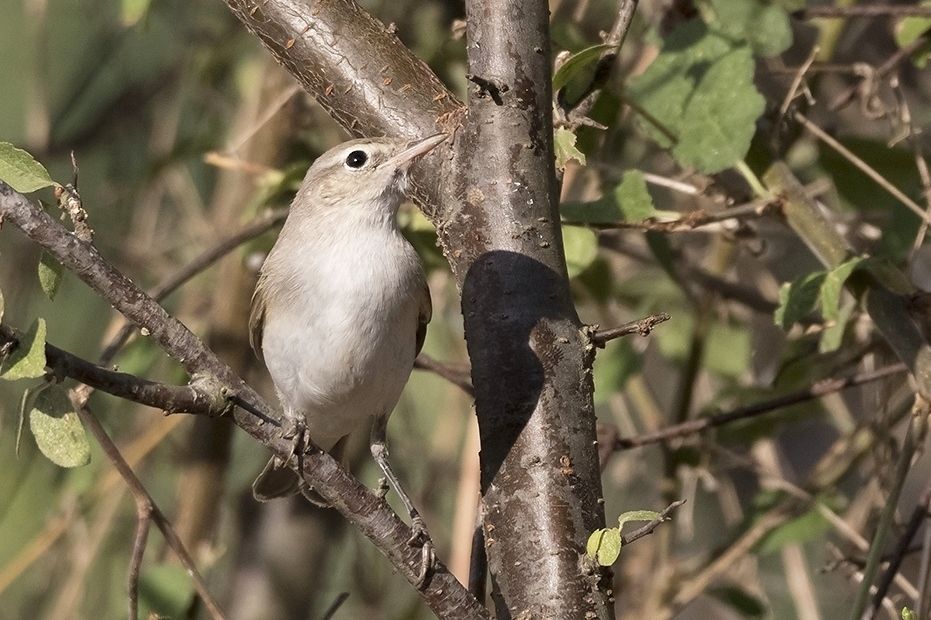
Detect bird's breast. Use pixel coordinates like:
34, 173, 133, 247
260, 228, 423, 424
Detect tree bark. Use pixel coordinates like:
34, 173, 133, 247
449, 1, 609, 616
219, 0, 611, 616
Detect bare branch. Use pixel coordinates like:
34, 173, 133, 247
0, 323, 224, 416
414, 354, 473, 395
829, 29, 931, 111
794, 112, 931, 225
591, 312, 670, 346
621, 499, 686, 546
794, 5, 931, 18
72, 393, 226, 619
100, 206, 287, 362
615, 363, 907, 450
0, 182, 488, 618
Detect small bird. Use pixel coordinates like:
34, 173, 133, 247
249, 133, 446, 582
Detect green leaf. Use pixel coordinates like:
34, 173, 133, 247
614, 171, 657, 222
29, 385, 90, 468
902, 607, 917, 620
895, 4, 931, 68
38, 252, 63, 301
1, 318, 47, 381
674, 46, 765, 173
626, 21, 766, 173
774, 272, 826, 329
0, 142, 56, 193
140, 564, 196, 619
626, 21, 734, 149
819, 256, 865, 322
553, 43, 616, 104
562, 226, 598, 278
819, 302, 854, 354
708, 585, 767, 618
553, 43, 615, 92
708, 0, 793, 57
561, 170, 657, 224
586, 527, 622, 566
554, 127, 586, 171
617, 510, 662, 529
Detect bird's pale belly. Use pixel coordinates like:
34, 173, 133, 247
261, 296, 418, 450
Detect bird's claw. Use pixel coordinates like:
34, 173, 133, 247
408, 515, 435, 589
281, 418, 309, 469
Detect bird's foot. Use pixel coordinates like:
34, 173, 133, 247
281, 417, 309, 469
408, 514, 435, 589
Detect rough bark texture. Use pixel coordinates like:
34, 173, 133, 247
450, 0, 609, 617
219, 0, 611, 616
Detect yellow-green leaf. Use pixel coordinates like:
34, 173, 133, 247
29, 385, 91, 468
1, 318, 47, 381
554, 127, 586, 171
0, 142, 56, 193
614, 171, 656, 222
586, 527, 622, 566
617, 509, 662, 529
38, 252, 63, 300
895, 3, 931, 68
774, 272, 826, 329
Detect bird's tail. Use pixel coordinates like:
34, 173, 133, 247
251, 456, 332, 507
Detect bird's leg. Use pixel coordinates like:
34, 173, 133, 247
281, 409, 309, 472
370, 417, 435, 588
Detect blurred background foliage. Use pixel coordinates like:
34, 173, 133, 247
1, 0, 931, 618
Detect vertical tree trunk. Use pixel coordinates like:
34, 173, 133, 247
440, 0, 612, 616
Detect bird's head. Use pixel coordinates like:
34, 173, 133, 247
295, 133, 447, 219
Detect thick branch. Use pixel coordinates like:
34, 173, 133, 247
220, 0, 464, 219
0, 183, 487, 619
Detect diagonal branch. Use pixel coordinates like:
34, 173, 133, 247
0, 182, 488, 619
220, 0, 464, 219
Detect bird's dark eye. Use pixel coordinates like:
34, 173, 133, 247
345, 150, 368, 169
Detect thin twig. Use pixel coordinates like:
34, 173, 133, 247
871, 479, 931, 618
829, 30, 931, 111
414, 354, 473, 395
919, 525, 931, 617
794, 111, 931, 225
779, 44, 819, 118
561, 0, 639, 122
320, 592, 350, 620
72, 393, 227, 620
127, 500, 151, 620
851, 397, 929, 620
620, 499, 686, 545
794, 5, 931, 18
591, 312, 670, 346
0, 323, 224, 415
100, 207, 288, 363
615, 363, 907, 450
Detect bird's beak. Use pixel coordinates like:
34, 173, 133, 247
383, 133, 448, 171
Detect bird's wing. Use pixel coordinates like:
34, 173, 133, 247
415, 277, 432, 356
248, 278, 267, 361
